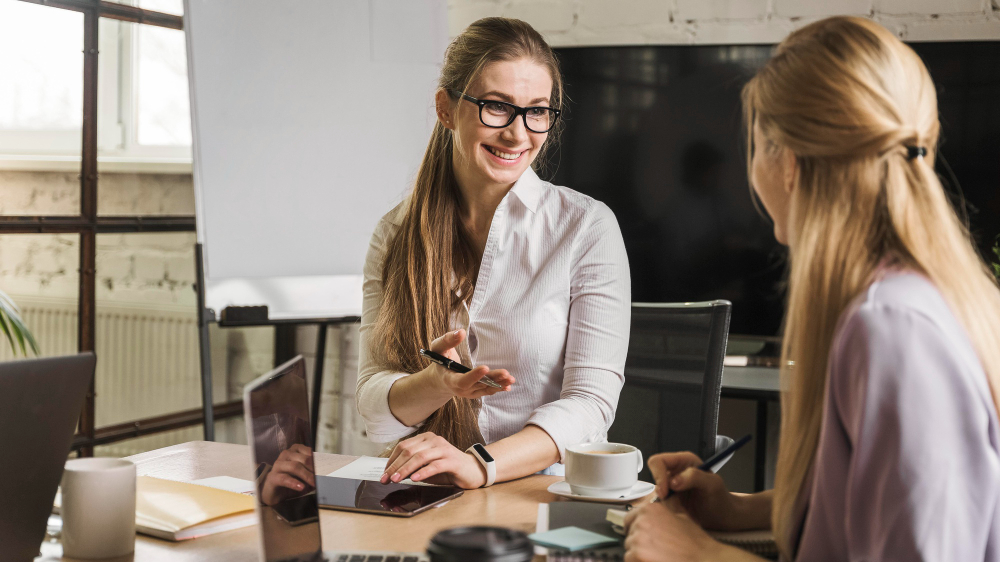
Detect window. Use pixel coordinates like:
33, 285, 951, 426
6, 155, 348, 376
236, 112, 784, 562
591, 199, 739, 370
0, 0, 192, 170
0, 0, 209, 459
0, 2, 83, 154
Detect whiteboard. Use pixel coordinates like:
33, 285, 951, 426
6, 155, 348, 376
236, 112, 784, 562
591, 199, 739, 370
184, 0, 447, 318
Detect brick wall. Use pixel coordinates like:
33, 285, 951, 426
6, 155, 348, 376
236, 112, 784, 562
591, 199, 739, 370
449, 0, 1000, 44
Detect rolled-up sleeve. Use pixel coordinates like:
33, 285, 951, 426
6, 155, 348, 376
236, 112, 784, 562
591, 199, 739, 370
355, 215, 419, 443
527, 202, 631, 460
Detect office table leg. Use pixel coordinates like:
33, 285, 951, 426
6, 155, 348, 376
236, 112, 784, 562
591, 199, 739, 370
311, 323, 328, 448
755, 399, 768, 492
195, 244, 215, 442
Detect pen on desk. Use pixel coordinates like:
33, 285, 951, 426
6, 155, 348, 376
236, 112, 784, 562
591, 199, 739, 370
419, 348, 504, 389
658, 433, 753, 501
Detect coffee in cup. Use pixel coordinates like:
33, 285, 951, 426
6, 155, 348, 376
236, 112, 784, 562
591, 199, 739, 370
564, 443, 643, 498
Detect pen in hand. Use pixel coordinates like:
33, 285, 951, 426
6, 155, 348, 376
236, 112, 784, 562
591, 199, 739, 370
658, 434, 753, 501
419, 348, 503, 389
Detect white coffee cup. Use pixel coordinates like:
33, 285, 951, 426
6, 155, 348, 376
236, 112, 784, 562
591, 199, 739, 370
61, 458, 136, 559
564, 442, 643, 499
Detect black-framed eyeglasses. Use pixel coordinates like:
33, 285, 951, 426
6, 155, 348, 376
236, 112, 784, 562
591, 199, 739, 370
449, 89, 561, 133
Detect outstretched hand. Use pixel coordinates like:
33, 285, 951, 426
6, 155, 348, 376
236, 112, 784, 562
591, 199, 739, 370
427, 330, 515, 399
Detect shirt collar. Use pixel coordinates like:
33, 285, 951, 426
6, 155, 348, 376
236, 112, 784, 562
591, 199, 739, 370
508, 166, 542, 214
391, 166, 543, 226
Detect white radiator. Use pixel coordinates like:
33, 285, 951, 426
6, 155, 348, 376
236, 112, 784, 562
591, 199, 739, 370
0, 296, 204, 456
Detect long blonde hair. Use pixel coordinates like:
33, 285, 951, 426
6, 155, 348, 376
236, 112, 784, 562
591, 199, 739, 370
370, 18, 564, 451
742, 16, 1000, 556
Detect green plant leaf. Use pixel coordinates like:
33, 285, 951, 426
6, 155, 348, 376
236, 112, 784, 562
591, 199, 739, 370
7, 310, 38, 355
0, 289, 39, 356
0, 290, 18, 312
6, 310, 26, 356
0, 309, 16, 354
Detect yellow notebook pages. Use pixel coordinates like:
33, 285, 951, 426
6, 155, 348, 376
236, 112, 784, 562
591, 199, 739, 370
135, 476, 256, 541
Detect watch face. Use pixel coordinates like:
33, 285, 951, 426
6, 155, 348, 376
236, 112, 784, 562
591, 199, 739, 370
473, 443, 494, 463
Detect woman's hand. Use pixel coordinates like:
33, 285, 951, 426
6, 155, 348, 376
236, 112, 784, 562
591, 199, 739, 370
647, 451, 745, 531
380, 432, 487, 489
624, 498, 724, 562
386, 329, 515, 428
260, 444, 316, 506
425, 330, 515, 399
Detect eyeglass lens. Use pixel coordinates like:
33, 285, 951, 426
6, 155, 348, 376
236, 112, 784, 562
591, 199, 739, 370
480, 101, 556, 133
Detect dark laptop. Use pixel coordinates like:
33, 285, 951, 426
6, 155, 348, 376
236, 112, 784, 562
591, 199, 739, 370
0, 353, 96, 562
243, 355, 430, 562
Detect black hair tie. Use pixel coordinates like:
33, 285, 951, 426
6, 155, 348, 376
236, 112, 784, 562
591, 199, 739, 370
905, 146, 927, 160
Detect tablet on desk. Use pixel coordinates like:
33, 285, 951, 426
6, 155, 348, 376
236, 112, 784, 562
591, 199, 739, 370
315, 476, 463, 517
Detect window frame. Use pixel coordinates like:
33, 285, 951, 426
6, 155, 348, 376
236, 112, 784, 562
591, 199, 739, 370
0, 0, 236, 457
0, 5, 192, 170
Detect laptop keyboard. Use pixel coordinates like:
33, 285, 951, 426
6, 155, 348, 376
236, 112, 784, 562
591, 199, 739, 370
330, 554, 419, 562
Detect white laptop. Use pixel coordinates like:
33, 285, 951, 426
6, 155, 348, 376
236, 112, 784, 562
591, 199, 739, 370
244, 355, 429, 562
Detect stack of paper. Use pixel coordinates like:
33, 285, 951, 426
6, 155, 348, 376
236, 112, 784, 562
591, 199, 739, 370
135, 476, 257, 541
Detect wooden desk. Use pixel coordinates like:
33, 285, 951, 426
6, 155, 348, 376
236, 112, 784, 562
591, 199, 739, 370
52, 441, 595, 561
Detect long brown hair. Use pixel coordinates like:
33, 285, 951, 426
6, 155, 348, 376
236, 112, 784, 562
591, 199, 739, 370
742, 16, 1000, 556
369, 18, 564, 451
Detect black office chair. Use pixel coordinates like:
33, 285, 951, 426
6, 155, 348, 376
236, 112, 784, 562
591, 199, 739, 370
609, 300, 733, 483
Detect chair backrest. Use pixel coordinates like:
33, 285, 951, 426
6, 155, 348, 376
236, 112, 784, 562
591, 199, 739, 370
608, 300, 731, 481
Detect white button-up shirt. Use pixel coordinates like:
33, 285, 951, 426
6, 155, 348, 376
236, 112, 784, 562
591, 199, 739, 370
356, 167, 631, 461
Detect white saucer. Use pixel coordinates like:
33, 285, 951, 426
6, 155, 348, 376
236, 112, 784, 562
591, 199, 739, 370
546, 480, 655, 503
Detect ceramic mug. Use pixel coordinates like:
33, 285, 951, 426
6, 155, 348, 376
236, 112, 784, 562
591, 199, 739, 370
564, 443, 643, 499
61, 458, 136, 559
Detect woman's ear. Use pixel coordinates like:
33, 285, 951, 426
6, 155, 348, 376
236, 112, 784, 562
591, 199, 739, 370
435, 89, 455, 130
781, 147, 799, 195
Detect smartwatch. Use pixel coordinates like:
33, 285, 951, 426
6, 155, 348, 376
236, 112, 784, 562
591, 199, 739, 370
466, 443, 496, 487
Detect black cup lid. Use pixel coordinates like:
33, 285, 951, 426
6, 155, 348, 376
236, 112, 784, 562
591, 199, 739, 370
427, 526, 534, 562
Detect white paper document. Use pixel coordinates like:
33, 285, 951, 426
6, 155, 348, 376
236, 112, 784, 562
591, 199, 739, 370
190, 476, 256, 495
327, 456, 434, 486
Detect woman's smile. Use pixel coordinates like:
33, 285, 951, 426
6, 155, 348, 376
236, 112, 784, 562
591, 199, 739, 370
482, 144, 527, 164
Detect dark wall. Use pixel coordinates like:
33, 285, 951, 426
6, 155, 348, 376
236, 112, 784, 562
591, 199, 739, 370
547, 43, 1000, 337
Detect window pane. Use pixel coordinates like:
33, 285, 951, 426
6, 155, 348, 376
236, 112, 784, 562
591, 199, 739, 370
0, 1, 83, 130
94, 419, 240, 458
0, 1, 83, 154
103, 0, 183, 16
136, 24, 191, 146
94, 232, 200, 429
1, 170, 80, 215
0, 234, 80, 361
138, 0, 183, 16
97, 171, 195, 216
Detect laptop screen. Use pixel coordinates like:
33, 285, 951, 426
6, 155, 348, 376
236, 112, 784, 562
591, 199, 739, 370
245, 356, 323, 562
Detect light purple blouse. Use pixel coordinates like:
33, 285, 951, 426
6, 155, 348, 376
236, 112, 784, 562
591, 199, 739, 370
792, 271, 1000, 561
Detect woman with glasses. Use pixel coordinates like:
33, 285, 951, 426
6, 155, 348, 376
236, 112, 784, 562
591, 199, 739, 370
355, 17, 631, 489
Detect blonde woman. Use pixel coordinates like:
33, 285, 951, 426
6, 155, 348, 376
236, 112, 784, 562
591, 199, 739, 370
624, 16, 1000, 562
355, 18, 631, 489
